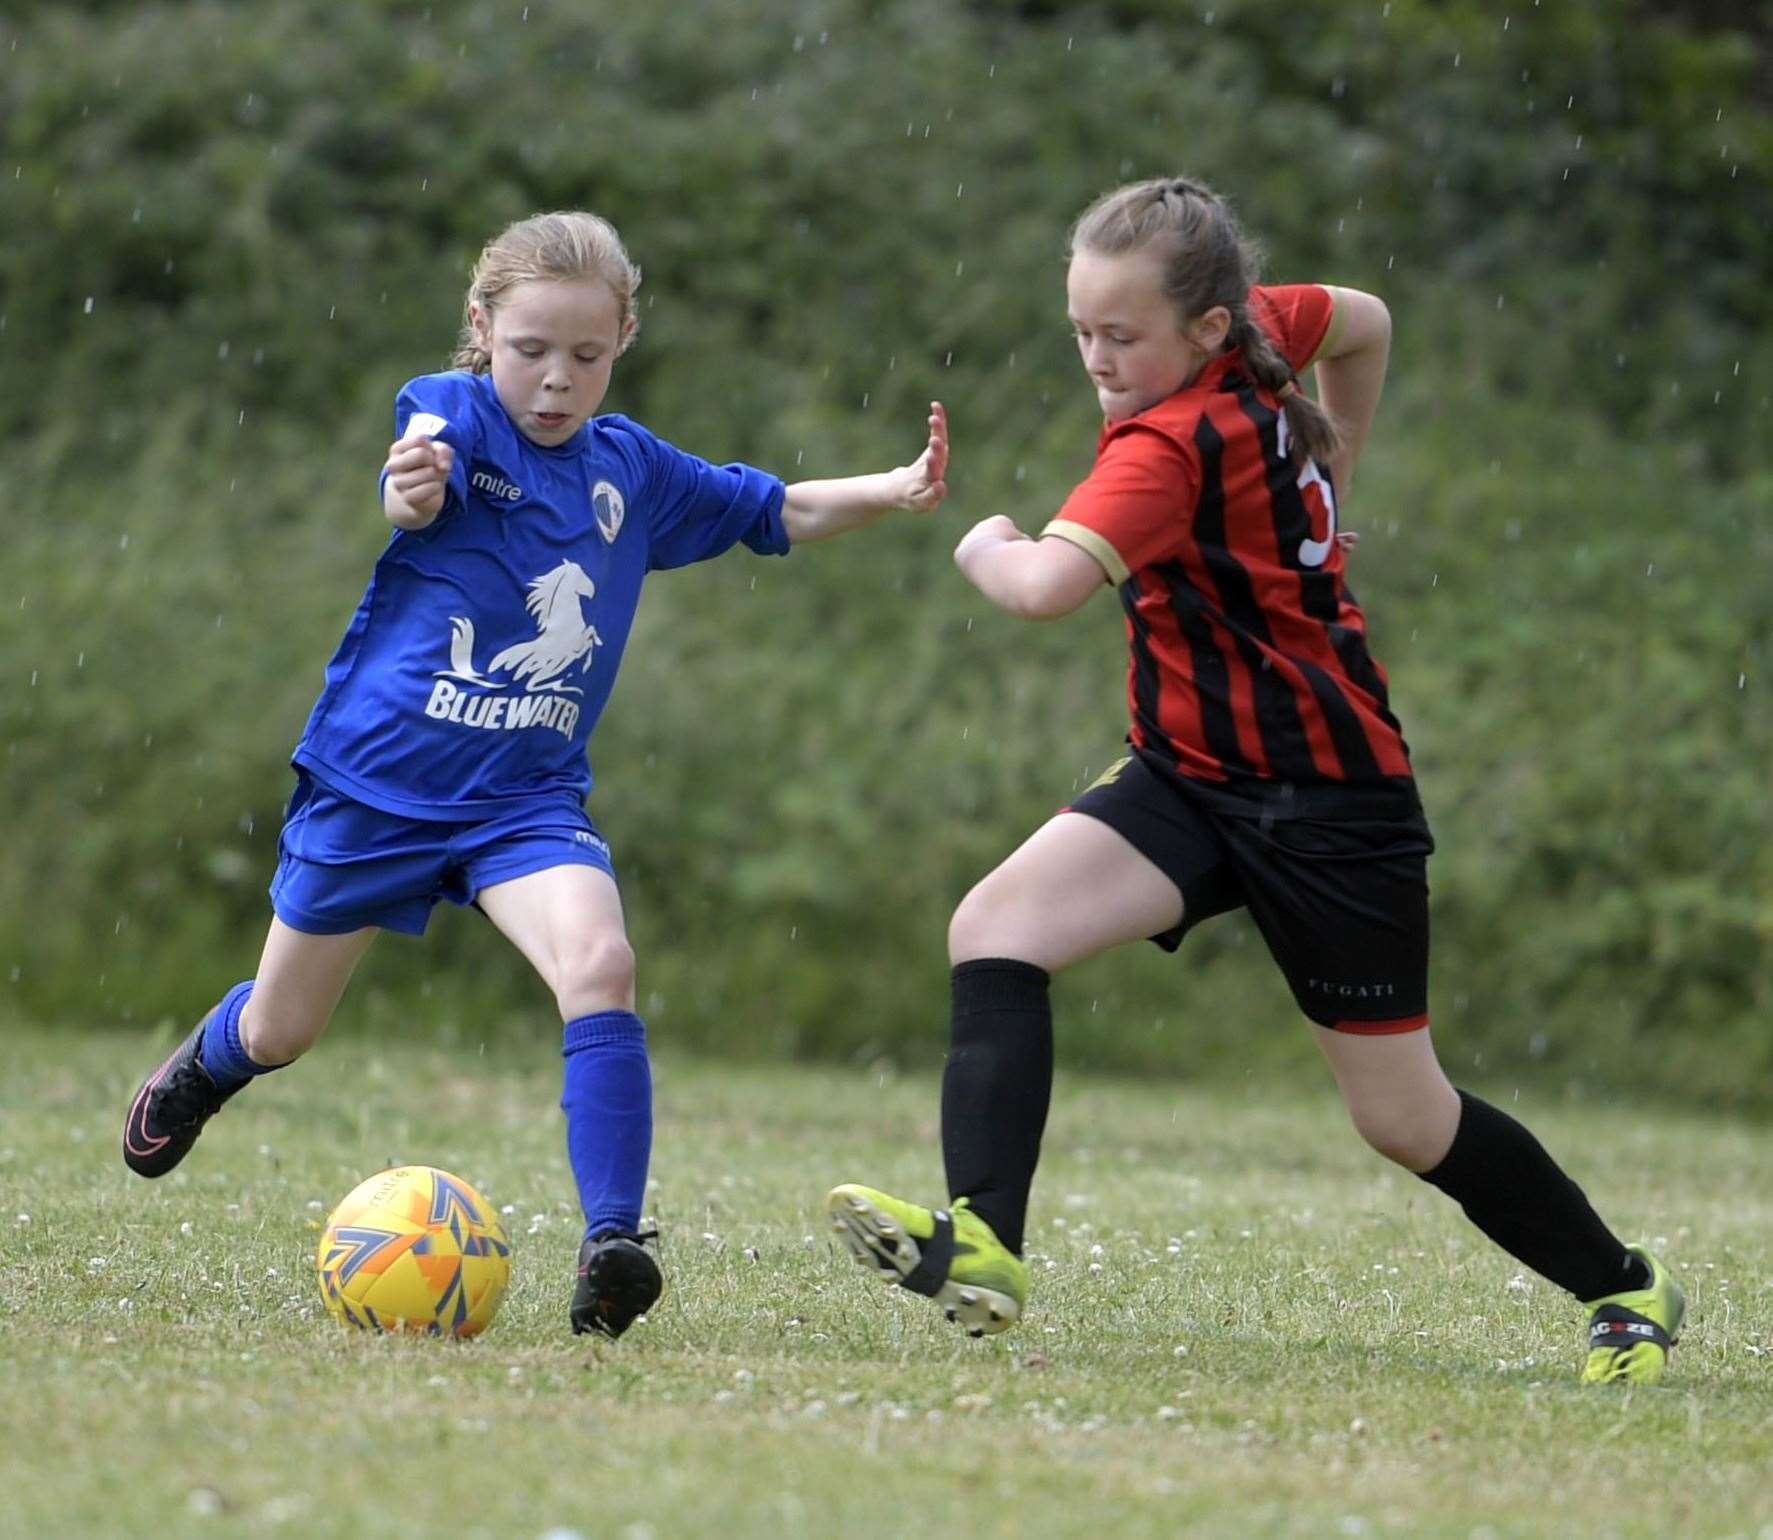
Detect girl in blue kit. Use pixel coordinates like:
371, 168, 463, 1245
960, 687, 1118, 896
123, 210, 949, 1339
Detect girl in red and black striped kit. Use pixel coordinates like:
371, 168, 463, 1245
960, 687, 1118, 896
828, 176, 1683, 1384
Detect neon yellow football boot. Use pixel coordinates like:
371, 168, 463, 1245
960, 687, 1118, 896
1580, 1245, 1685, 1385
826, 1183, 1028, 1336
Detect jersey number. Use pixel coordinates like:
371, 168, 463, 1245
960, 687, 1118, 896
1276, 406, 1337, 568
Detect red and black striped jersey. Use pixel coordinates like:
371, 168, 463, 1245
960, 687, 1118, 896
1044, 283, 1411, 786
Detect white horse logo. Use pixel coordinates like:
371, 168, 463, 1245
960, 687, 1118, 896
435, 561, 603, 696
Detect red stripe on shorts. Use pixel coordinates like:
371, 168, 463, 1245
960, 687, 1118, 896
1332, 1013, 1429, 1035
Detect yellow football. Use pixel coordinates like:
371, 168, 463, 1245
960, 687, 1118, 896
316, 1164, 512, 1337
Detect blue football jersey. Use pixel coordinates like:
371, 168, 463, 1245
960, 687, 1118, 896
291, 371, 789, 820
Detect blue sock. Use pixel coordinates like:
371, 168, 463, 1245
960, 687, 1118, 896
560, 1010, 653, 1241
196, 981, 275, 1093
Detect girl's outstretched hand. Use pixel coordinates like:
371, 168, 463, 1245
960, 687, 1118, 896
899, 401, 948, 513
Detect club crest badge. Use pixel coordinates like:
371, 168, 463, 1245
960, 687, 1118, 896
592, 480, 625, 544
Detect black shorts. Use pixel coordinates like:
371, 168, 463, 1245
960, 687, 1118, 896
1066, 752, 1435, 1033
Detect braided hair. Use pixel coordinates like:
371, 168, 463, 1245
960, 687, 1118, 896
1067, 177, 1340, 468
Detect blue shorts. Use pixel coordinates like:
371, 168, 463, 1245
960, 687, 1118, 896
269, 775, 616, 936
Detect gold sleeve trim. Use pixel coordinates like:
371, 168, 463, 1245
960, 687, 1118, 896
1042, 520, 1128, 586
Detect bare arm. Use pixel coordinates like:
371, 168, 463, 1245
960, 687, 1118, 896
1311, 286, 1391, 499
952, 516, 1108, 620
781, 402, 948, 543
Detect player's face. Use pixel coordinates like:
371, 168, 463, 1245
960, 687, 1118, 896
474, 278, 627, 446
1067, 249, 1218, 422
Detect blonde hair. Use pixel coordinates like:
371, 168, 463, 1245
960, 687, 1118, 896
1068, 177, 1340, 468
450, 211, 642, 373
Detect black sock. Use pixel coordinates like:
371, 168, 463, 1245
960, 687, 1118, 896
1419, 1090, 1649, 1301
939, 958, 1053, 1256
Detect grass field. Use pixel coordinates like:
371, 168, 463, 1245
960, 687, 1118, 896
2, 1023, 1770, 1540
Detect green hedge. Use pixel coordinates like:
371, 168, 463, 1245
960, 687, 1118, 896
2, 0, 1768, 1105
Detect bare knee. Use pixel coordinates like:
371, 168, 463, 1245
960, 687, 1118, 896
554, 932, 637, 1016
1346, 1099, 1455, 1173
948, 872, 1029, 964
238, 997, 325, 1067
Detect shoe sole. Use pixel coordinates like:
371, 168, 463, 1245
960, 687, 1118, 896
826, 1187, 1021, 1337
572, 1242, 662, 1340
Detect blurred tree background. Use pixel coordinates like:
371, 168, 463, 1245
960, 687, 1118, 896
2, 0, 1768, 1105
